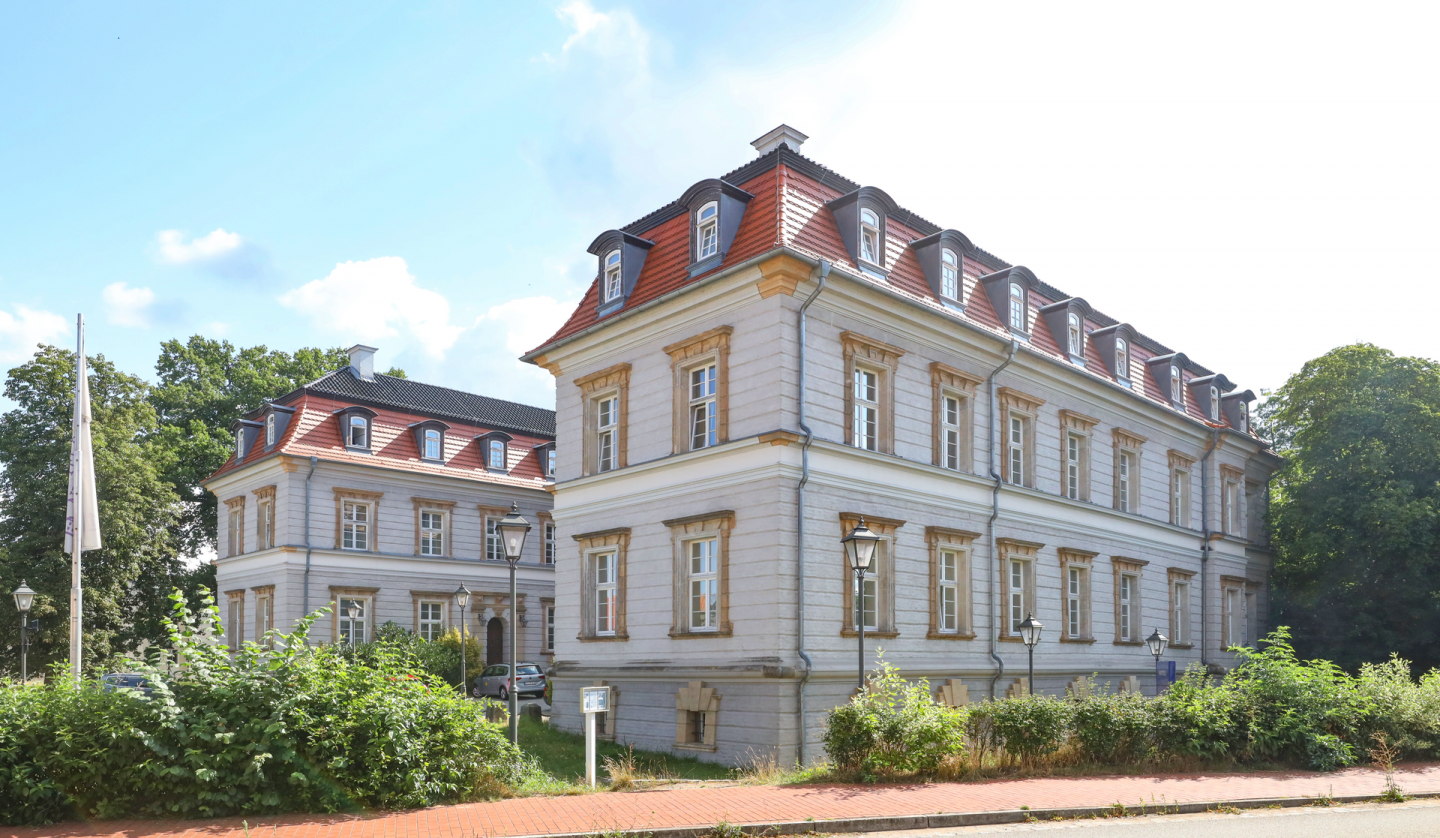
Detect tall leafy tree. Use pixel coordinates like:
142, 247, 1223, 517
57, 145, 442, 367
1264, 343, 1440, 672
0, 346, 192, 675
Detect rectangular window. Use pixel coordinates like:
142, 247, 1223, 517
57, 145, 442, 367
1009, 559, 1029, 633
861, 226, 879, 263
855, 557, 879, 631
689, 364, 718, 450
545, 605, 556, 652
544, 522, 556, 564
485, 517, 502, 561
1118, 450, 1136, 513
938, 549, 959, 633
1224, 480, 1240, 534
419, 601, 444, 641
228, 507, 243, 557
547, 448, 557, 477
1008, 415, 1025, 486
853, 368, 879, 451
227, 596, 243, 650
1068, 566, 1082, 638
1172, 580, 1190, 645
1066, 433, 1081, 500
1224, 587, 1241, 648
255, 593, 272, 646
342, 501, 369, 551
942, 396, 962, 470
1119, 575, 1135, 642
1171, 469, 1190, 527
424, 429, 441, 460
348, 415, 368, 448
488, 440, 506, 470
338, 597, 367, 644
688, 538, 719, 631
595, 552, 617, 635
597, 396, 618, 472
258, 500, 274, 550
420, 510, 444, 556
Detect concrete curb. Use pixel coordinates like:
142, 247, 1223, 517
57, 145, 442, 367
512, 790, 1440, 838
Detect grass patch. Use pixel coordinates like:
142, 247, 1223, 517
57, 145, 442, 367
518, 716, 733, 783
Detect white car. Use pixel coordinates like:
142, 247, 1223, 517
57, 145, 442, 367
472, 662, 546, 701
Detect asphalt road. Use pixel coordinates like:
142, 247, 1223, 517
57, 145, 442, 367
857, 799, 1440, 838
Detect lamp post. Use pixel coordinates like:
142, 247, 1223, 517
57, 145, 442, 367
345, 601, 361, 643
1146, 628, 1169, 696
12, 582, 36, 683
496, 502, 531, 744
841, 517, 881, 691
1018, 612, 1043, 695
454, 584, 471, 697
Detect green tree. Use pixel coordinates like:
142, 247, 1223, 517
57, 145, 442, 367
149, 337, 403, 557
1264, 343, 1440, 672
0, 346, 193, 676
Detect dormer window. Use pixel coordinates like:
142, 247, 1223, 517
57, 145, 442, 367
1009, 283, 1026, 331
488, 439, 505, 469
1116, 339, 1129, 379
475, 431, 514, 474
860, 209, 881, 264
424, 428, 441, 459
1068, 314, 1082, 356
265, 413, 275, 447
547, 448, 557, 477
235, 428, 246, 460
534, 441, 557, 479
696, 202, 718, 260
603, 250, 622, 302
1209, 386, 1220, 421
349, 415, 368, 447
1239, 402, 1248, 433
941, 248, 959, 300
1170, 367, 1182, 405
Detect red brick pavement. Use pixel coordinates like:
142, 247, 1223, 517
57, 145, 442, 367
9, 765, 1439, 838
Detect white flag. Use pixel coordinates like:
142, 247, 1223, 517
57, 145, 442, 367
64, 327, 102, 554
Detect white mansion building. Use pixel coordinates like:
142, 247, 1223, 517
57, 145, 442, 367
207, 345, 557, 664
523, 127, 1279, 765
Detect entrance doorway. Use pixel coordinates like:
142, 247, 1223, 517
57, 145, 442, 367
486, 617, 504, 666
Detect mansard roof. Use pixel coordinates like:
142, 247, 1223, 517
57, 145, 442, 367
287, 368, 554, 437
527, 139, 1251, 434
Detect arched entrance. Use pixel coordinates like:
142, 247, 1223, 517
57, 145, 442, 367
486, 617, 504, 666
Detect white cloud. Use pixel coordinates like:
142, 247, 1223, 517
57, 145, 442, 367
278, 257, 464, 359
102, 282, 156, 328
547, 0, 649, 68
0, 305, 69, 367
417, 295, 575, 410
156, 229, 243, 264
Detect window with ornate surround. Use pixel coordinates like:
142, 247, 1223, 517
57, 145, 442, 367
1220, 464, 1245, 536
252, 485, 276, 551
539, 512, 556, 564
577, 363, 630, 477
1057, 548, 1097, 643
333, 488, 382, 552
664, 510, 735, 638
541, 597, 555, 654
1221, 575, 1250, 649
996, 537, 1043, 642
840, 513, 903, 638
412, 497, 456, 557
1168, 450, 1196, 528
931, 362, 980, 472
1167, 568, 1195, 649
927, 526, 978, 639
1112, 557, 1148, 645
410, 591, 452, 641
252, 584, 275, 647
842, 332, 904, 455
1059, 410, 1099, 501
226, 589, 245, 650
330, 586, 378, 645
225, 496, 246, 558
998, 388, 1045, 489
576, 527, 630, 641
663, 326, 733, 454
478, 504, 510, 562
1112, 428, 1147, 515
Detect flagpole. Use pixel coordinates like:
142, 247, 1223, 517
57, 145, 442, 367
70, 313, 85, 683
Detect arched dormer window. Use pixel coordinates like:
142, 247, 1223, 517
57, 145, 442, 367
236, 427, 246, 459
603, 250, 622, 302
1209, 386, 1220, 421
1089, 322, 1136, 386
941, 248, 959, 300
1008, 282, 1026, 332
1067, 314, 1081, 356
1145, 353, 1189, 410
860, 209, 881, 264
334, 406, 378, 452
408, 419, 451, 463
1239, 402, 1248, 433
424, 428, 441, 459
475, 431, 514, 474
1039, 297, 1092, 366
1170, 366, 1182, 404
696, 201, 718, 260
265, 413, 275, 446
1220, 389, 1255, 434
349, 415, 369, 448
1116, 339, 1129, 379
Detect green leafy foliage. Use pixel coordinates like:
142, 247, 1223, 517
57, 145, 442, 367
1069, 687, 1152, 763
1260, 343, 1440, 672
978, 693, 1072, 765
821, 658, 967, 777
0, 590, 522, 826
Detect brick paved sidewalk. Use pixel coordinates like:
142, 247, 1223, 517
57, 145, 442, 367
8, 765, 1440, 838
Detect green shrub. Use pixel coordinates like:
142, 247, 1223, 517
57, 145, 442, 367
336, 621, 461, 685
822, 659, 967, 777
981, 693, 1072, 765
0, 589, 524, 826
1356, 657, 1440, 758
1148, 663, 1241, 761
436, 627, 484, 686
1070, 688, 1151, 763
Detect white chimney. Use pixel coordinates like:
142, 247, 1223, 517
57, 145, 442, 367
347, 344, 377, 382
750, 124, 808, 156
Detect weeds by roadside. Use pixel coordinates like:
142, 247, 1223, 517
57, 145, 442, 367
1370, 733, 1410, 802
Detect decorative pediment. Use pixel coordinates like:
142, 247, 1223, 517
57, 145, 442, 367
840, 331, 906, 369
997, 386, 1045, 414
931, 361, 982, 393
1112, 427, 1148, 450
1059, 409, 1100, 432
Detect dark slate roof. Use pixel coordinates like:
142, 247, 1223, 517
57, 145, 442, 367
286, 368, 555, 438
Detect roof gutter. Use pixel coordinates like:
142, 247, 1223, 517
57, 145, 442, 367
795, 259, 830, 767
1198, 428, 1220, 669
986, 339, 1020, 699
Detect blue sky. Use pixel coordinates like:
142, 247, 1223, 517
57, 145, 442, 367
3, 1, 1438, 411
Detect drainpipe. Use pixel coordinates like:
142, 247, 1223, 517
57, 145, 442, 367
795, 259, 830, 766
301, 456, 318, 635
986, 340, 1020, 699
1198, 430, 1220, 668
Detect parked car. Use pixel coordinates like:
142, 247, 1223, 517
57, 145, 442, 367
472, 662, 545, 701
101, 673, 155, 696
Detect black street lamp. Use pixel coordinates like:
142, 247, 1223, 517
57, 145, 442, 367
454, 584, 471, 697
496, 502, 531, 744
1146, 627, 1169, 695
12, 581, 36, 683
841, 517, 880, 691
1018, 612, 1043, 696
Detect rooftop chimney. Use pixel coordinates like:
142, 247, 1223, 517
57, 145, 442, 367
750, 124, 808, 156
347, 344, 377, 382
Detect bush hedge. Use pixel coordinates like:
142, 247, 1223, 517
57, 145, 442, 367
0, 591, 528, 826
825, 629, 1440, 778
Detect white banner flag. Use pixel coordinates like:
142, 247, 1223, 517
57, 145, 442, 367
64, 322, 102, 554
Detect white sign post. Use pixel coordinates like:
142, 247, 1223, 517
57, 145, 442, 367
581, 686, 610, 787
